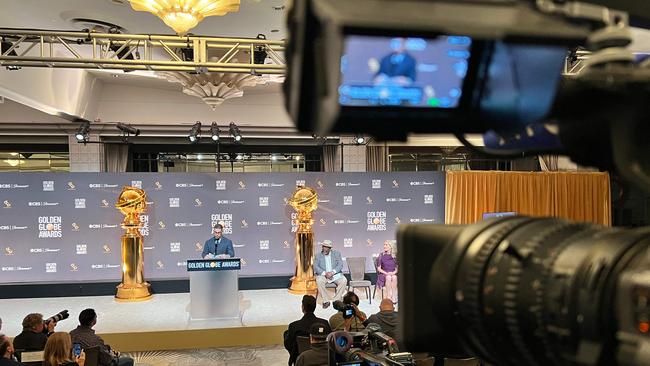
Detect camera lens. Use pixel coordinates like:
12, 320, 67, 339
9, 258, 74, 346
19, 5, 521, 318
408, 217, 650, 366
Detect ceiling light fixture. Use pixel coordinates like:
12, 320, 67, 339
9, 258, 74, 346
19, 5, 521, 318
354, 134, 366, 145
75, 121, 91, 143
127, 0, 241, 35
210, 122, 220, 142
229, 122, 242, 142
188, 121, 201, 143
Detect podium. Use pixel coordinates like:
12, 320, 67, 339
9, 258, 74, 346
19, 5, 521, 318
187, 258, 241, 320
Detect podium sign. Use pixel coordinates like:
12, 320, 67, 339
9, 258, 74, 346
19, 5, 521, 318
187, 258, 242, 271
187, 258, 241, 320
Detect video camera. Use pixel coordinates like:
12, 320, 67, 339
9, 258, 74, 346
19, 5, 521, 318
284, 0, 650, 365
333, 300, 356, 319
327, 326, 414, 366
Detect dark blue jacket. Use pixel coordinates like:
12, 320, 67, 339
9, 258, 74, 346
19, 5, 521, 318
201, 236, 235, 258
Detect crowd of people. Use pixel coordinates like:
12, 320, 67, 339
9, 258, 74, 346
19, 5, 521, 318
0, 311, 133, 366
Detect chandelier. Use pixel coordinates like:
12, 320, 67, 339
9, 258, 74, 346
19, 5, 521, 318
128, 0, 241, 35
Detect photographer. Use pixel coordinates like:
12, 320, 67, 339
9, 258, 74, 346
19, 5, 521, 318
329, 292, 367, 332
364, 298, 399, 341
70, 309, 133, 366
13, 313, 56, 351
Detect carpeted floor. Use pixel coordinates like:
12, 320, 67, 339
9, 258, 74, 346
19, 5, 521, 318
125, 345, 288, 366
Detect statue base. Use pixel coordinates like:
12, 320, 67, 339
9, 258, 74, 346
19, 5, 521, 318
288, 276, 317, 295
115, 282, 152, 302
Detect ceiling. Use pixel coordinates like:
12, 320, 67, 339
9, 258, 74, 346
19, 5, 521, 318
0, 0, 288, 39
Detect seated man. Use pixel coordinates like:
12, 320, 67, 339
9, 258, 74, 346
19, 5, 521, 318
314, 240, 347, 309
329, 292, 367, 332
295, 322, 330, 366
284, 295, 330, 366
13, 313, 56, 351
70, 309, 133, 366
364, 298, 399, 340
0, 334, 23, 366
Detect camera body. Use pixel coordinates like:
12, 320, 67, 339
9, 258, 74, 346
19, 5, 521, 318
327, 329, 414, 366
333, 300, 355, 319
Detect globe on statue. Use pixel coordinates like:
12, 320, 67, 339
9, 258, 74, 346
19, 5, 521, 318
116, 186, 147, 227
289, 186, 318, 215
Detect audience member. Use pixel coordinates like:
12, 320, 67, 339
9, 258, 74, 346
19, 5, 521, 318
329, 292, 367, 332
295, 322, 330, 366
0, 334, 23, 366
70, 309, 133, 366
13, 313, 56, 351
284, 295, 330, 366
364, 298, 399, 340
43, 332, 85, 366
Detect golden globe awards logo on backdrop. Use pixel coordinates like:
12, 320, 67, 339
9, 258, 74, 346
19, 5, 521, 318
42, 181, 54, 191
296, 179, 306, 187
259, 197, 269, 207
395, 217, 401, 224
46, 262, 57, 273
259, 240, 270, 250
392, 180, 399, 188
102, 244, 112, 254
195, 242, 203, 252
344, 238, 353, 248
76, 244, 87, 255
38, 216, 62, 238
241, 219, 249, 229
4, 246, 15, 255
3, 200, 11, 208
211, 213, 233, 234
170, 242, 181, 253
238, 180, 246, 190
154, 181, 163, 190
343, 196, 353, 206
194, 198, 203, 207
372, 179, 381, 189
367, 211, 387, 231
367, 239, 374, 247
101, 199, 110, 208
319, 218, 327, 226
70, 263, 79, 272
71, 223, 80, 231
169, 197, 180, 207
283, 240, 290, 249
67, 182, 76, 191
216, 180, 226, 190
139, 214, 149, 236
158, 221, 166, 230
366, 196, 373, 204
156, 260, 165, 269
74, 198, 86, 209
424, 194, 434, 204
131, 180, 143, 189
316, 180, 324, 189
283, 197, 290, 206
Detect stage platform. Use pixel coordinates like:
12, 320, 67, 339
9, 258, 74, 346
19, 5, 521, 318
0, 288, 387, 352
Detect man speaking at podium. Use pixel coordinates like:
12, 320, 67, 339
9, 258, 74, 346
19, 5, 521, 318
202, 224, 235, 259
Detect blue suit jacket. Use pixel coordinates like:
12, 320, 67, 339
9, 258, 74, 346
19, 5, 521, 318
202, 236, 235, 258
314, 249, 343, 276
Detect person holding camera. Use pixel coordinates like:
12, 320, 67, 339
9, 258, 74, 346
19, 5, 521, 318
13, 313, 56, 351
294, 322, 330, 366
314, 240, 347, 309
0, 334, 23, 366
329, 292, 367, 332
283, 295, 330, 366
70, 309, 133, 366
43, 332, 85, 366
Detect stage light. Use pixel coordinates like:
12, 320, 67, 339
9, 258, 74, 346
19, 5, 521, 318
271, 154, 278, 161
236, 154, 243, 160
188, 121, 201, 143
253, 34, 268, 64
75, 121, 90, 143
295, 156, 301, 161
211, 122, 220, 142
1, 39, 22, 71
354, 134, 366, 145
229, 122, 242, 142
116, 123, 140, 136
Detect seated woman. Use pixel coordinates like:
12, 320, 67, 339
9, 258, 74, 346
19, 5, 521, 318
376, 240, 398, 303
43, 332, 85, 366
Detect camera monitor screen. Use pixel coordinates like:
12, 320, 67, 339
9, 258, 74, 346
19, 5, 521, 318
339, 35, 472, 108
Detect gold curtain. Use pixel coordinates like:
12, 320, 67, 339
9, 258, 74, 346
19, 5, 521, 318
445, 171, 611, 226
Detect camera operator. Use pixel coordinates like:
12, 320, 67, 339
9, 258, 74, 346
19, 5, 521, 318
364, 299, 399, 341
13, 313, 56, 351
295, 322, 330, 366
330, 292, 367, 332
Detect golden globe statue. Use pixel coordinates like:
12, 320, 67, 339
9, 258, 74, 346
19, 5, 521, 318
115, 186, 152, 301
288, 186, 318, 294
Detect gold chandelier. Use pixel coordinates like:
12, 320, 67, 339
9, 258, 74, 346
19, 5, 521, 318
128, 0, 241, 35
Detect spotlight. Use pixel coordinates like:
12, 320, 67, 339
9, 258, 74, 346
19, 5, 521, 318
271, 154, 278, 161
1, 39, 21, 71
229, 122, 242, 142
354, 134, 366, 145
211, 122, 220, 142
188, 121, 201, 143
253, 34, 268, 65
116, 123, 140, 136
236, 154, 243, 160
75, 121, 90, 142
